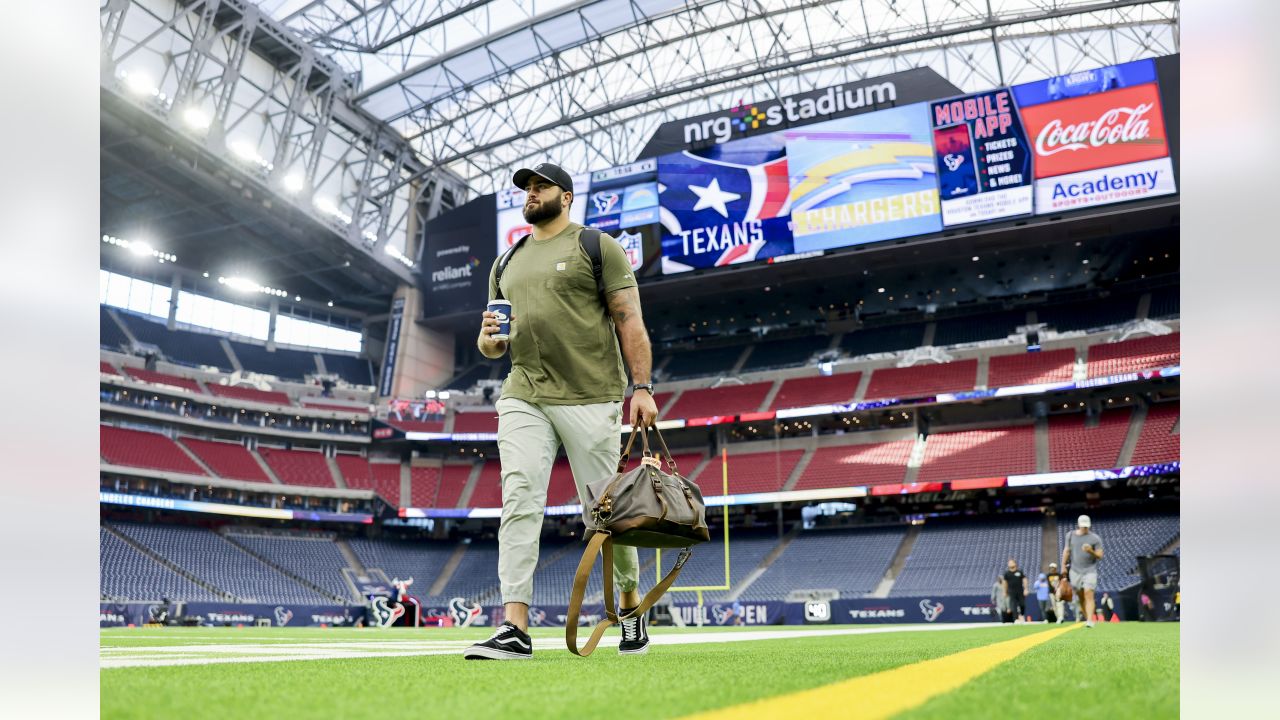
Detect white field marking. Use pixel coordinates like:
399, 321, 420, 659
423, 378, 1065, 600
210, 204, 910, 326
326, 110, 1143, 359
102, 623, 995, 669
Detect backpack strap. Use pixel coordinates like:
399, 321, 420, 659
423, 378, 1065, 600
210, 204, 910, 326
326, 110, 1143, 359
492, 234, 530, 301
578, 226, 607, 308
492, 228, 607, 307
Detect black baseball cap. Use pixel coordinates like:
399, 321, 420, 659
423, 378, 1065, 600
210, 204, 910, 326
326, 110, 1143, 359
513, 163, 574, 194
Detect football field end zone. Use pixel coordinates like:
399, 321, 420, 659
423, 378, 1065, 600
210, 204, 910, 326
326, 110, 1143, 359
100, 623, 1002, 669
679, 624, 1079, 720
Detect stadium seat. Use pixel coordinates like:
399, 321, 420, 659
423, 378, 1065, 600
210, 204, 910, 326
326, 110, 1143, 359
739, 335, 833, 372
987, 349, 1076, 388
114, 310, 235, 371
748, 526, 907, 600
1147, 286, 1179, 320
109, 522, 332, 603
1048, 410, 1132, 471
205, 383, 293, 406
453, 412, 499, 434
917, 426, 1036, 482
347, 537, 458, 605
385, 418, 446, 433
840, 324, 925, 357
696, 449, 803, 494
662, 345, 746, 381
226, 530, 354, 601
1057, 512, 1179, 590
793, 441, 913, 490
100, 360, 121, 375
318, 353, 374, 386
891, 517, 1042, 596
435, 465, 474, 508
1039, 294, 1140, 333
257, 447, 336, 488
466, 461, 504, 508
100, 306, 130, 351
664, 382, 773, 420
863, 359, 978, 401
100, 425, 206, 475
100, 526, 221, 602
122, 367, 204, 394
769, 373, 861, 410
932, 310, 1024, 346
179, 437, 272, 483
1087, 333, 1181, 378
228, 340, 318, 381
408, 466, 441, 508
1131, 403, 1180, 465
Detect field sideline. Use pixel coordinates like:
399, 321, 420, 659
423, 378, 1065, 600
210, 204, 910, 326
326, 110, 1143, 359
101, 623, 1178, 719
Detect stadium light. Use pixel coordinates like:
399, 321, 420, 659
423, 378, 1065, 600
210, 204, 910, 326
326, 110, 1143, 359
121, 69, 159, 98
424, 390, 437, 399
102, 233, 176, 264
182, 107, 211, 131
384, 243, 415, 268
282, 173, 305, 194
217, 275, 289, 298
438, 391, 451, 400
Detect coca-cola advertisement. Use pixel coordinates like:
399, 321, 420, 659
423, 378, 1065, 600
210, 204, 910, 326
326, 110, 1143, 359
1013, 58, 1177, 214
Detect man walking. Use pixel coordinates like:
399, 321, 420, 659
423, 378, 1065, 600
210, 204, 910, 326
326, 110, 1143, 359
1063, 514, 1105, 628
1002, 558, 1029, 623
1046, 562, 1067, 623
464, 163, 658, 660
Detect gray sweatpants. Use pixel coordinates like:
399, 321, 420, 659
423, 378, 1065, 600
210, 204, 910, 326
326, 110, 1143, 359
496, 396, 639, 606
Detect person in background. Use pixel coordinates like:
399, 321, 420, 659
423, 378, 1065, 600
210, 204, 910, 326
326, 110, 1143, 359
1002, 558, 1029, 624
1034, 573, 1053, 623
730, 599, 745, 626
992, 576, 1009, 623
1099, 591, 1116, 621
1046, 562, 1066, 623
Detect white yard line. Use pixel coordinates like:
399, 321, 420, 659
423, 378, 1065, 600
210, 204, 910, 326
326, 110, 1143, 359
102, 624, 995, 669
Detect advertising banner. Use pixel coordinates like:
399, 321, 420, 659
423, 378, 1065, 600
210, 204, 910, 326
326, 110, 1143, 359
183, 602, 361, 627
100, 602, 157, 627
785, 103, 942, 252
377, 296, 404, 397
658, 133, 795, 274
496, 173, 589, 256
784, 596, 1013, 625
930, 89, 1033, 225
1013, 59, 1176, 214
420, 195, 498, 318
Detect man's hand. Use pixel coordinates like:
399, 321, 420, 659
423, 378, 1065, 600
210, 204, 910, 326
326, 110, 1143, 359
630, 389, 658, 427
477, 310, 510, 358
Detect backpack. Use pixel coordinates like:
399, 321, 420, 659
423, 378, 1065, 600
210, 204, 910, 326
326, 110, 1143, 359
493, 227, 606, 306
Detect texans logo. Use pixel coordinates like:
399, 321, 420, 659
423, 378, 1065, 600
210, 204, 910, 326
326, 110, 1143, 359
448, 597, 485, 628
147, 604, 166, 622
528, 607, 547, 627
919, 599, 945, 622
943, 153, 966, 171
710, 604, 731, 625
274, 606, 294, 627
592, 191, 620, 215
371, 597, 405, 628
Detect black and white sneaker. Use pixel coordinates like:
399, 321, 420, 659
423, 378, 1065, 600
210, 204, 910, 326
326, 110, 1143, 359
618, 607, 650, 655
463, 622, 533, 660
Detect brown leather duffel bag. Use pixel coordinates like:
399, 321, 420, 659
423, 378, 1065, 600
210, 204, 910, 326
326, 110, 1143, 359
566, 425, 710, 656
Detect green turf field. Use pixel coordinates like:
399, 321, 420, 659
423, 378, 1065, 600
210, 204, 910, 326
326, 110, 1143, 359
101, 623, 1178, 719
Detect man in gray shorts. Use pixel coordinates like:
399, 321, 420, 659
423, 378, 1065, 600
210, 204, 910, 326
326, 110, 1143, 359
1062, 514, 1104, 628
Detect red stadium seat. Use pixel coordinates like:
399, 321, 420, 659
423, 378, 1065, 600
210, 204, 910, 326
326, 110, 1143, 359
205, 384, 293, 406
696, 449, 804, 494
453, 412, 499, 434
435, 465, 473, 508
1048, 409, 1132, 472
917, 426, 1036, 482
121, 368, 203, 394
100, 361, 121, 375
794, 441, 913, 490
257, 447, 335, 488
863, 360, 978, 401
1087, 333, 1180, 378
769, 373, 861, 411
179, 437, 271, 483
100, 425, 206, 476
988, 349, 1075, 388
467, 461, 505, 507
1131, 403, 1180, 465
385, 418, 445, 433
664, 382, 773, 420
408, 466, 441, 508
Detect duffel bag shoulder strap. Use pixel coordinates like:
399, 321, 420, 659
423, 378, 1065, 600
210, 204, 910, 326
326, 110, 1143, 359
566, 533, 693, 657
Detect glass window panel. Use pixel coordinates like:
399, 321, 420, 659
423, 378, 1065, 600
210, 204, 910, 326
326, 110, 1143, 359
149, 284, 171, 319
99, 270, 111, 304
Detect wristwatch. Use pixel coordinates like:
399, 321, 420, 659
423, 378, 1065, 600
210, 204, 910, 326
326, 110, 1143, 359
631, 383, 655, 394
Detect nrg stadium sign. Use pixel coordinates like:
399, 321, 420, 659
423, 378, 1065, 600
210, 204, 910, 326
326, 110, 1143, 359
638, 67, 961, 156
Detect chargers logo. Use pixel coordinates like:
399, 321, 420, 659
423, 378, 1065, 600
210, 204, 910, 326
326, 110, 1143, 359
273, 606, 294, 627
448, 597, 486, 627
919, 599, 945, 622
370, 597, 404, 628
592, 191, 620, 216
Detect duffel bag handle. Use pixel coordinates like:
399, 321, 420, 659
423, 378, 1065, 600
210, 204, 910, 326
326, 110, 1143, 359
566, 533, 692, 657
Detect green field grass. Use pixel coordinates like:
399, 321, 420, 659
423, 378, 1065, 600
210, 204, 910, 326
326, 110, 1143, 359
101, 623, 1178, 719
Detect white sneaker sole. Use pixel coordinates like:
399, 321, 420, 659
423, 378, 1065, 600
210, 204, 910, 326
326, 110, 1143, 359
463, 646, 533, 660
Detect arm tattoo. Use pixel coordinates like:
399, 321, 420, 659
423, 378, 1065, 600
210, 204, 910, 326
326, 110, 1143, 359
606, 287, 651, 384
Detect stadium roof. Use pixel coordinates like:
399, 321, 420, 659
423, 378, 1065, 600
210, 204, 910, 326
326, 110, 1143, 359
256, 0, 1179, 195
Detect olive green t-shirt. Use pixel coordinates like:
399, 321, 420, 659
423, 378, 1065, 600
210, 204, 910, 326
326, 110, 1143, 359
488, 222, 637, 404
